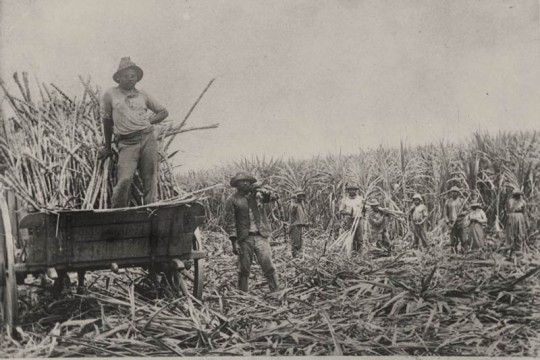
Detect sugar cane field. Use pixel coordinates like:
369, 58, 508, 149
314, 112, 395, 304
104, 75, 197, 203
0, 76, 539, 357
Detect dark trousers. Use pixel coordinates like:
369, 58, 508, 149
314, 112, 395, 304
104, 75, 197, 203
343, 217, 363, 252
374, 230, 390, 254
289, 225, 303, 257
237, 235, 279, 292
450, 218, 467, 251
112, 130, 158, 208
413, 223, 429, 249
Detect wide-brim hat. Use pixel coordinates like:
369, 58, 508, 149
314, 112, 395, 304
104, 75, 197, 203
230, 172, 257, 187
412, 193, 423, 201
293, 188, 306, 197
512, 188, 523, 195
345, 183, 359, 190
470, 202, 482, 208
368, 199, 380, 207
113, 57, 144, 83
449, 186, 461, 193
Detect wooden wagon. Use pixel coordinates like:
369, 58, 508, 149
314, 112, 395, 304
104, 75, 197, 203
0, 190, 206, 333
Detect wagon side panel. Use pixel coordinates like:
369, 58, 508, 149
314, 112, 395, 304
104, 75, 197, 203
69, 211, 152, 266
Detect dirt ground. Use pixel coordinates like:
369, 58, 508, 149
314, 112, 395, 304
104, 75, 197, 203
1, 230, 539, 356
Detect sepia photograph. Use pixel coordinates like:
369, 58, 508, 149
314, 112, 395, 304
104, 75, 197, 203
0, 0, 539, 356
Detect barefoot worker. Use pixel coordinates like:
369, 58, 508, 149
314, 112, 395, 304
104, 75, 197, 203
99, 57, 169, 208
224, 172, 281, 293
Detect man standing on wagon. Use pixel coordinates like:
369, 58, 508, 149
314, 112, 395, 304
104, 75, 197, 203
224, 172, 281, 293
99, 57, 169, 208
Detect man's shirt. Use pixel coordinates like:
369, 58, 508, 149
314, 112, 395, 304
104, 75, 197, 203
245, 194, 259, 233
102, 87, 165, 136
444, 198, 467, 222
368, 211, 386, 234
224, 191, 273, 241
289, 200, 308, 226
339, 196, 364, 218
410, 204, 428, 224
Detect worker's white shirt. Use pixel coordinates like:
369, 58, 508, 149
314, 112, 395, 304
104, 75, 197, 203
339, 196, 364, 218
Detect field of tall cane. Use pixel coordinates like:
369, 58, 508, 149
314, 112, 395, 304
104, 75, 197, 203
178, 131, 540, 245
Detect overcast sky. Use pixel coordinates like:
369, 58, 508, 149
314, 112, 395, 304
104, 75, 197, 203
1, 0, 539, 172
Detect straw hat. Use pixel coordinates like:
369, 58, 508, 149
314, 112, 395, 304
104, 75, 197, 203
368, 199, 380, 207
113, 57, 144, 83
230, 172, 257, 187
345, 183, 359, 190
512, 188, 523, 196
449, 186, 460, 193
470, 202, 482, 208
293, 188, 306, 197
412, 193, 423, 201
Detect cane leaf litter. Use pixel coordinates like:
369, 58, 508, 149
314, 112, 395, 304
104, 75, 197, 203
0, 75, 539, 356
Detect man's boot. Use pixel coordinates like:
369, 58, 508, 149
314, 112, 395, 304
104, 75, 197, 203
238, 276, 249, 292
266, 273, 280, 292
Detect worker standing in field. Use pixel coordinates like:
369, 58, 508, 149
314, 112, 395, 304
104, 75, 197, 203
339, 183, 365, 253
367, 200, 391, 256
505, 188, 527, 252
465, 202, 487, 250
224, 172, 280, 293
288, 188, 309, 258
99, 57, 169, 208
409, 193, 429, 249
444, 186, 468, 252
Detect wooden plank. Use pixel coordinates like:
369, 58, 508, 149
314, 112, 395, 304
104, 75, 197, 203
17, 203, 204, 269
160, 233, 193, 256
71, 222, 151, 242
65, 206, 180, 227
6, 191, 19, 247
71, 237, 151, 262
26, 223, 48, 264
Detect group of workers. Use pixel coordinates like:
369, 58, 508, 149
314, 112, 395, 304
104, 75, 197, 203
221, 171, 530, 294
99, 57, 529, 295
338, 184, 528, 255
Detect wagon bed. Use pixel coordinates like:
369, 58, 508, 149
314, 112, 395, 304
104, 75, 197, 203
0, 192, 206, 333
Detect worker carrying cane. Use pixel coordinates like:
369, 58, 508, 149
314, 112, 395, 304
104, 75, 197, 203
338, 183, 365, 253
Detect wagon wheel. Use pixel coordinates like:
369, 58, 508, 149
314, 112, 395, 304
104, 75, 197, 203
0, 192, 18, 333
169, 228, 205, 300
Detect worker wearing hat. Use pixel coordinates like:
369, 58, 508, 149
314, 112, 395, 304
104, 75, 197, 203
464, 201, 487, 250
288, 188, 309, 258
338, 183, 365, 253
505, 188, 527, 252
224, 172, 280, 293
99, 57, 169, 208
409, 193, 429, 249
367, 199, 391, 256
443, 186, 468, 252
